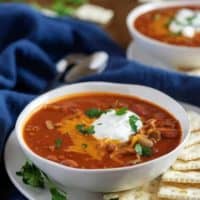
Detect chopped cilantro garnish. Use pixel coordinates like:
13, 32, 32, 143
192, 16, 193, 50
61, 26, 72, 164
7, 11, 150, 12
129, 115, 139, 132
55, 138, 62, 149
165, 17, 173, 28
135, 143, 152, 157
16, 161, 67, 200
81, 143, 88, 149
153, 13, 160, 20
142, 146, 152, 156
76, 124, 95, 134
187, 15, 196, 24
170, 31, 181, 36
174, 19, 182, 25
115, 107, 128, 115
135, 143, 143, 156
85, 108, 103, 118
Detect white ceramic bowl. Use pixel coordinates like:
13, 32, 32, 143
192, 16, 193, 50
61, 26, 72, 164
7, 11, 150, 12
127, 0, 200, 69
16, 82, 189, 192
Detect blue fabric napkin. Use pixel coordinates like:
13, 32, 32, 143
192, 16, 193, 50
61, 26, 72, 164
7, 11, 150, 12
0, 3, 199, 200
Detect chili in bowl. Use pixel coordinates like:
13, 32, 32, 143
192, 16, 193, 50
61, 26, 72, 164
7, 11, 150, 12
127, 0, 200, 70
16, 82, 189, 192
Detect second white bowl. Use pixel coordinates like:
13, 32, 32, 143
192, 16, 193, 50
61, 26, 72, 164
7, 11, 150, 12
127, 1, 200, 69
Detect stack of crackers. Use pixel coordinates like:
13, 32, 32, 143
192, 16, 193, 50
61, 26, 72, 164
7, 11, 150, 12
104, 111, 200, 200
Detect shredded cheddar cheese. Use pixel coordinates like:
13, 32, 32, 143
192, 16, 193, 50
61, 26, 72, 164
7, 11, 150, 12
58, 113, 104, 160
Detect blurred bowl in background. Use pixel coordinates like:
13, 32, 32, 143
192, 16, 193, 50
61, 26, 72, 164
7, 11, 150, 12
127, 1, 200, 69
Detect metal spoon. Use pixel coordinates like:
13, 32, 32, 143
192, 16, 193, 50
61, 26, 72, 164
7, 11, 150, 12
64, 51, 109, 82
45, 51, 109, 90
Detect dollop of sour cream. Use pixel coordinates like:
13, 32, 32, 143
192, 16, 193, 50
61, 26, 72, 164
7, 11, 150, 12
169, 9, 200, 38
92, 109, 142, 142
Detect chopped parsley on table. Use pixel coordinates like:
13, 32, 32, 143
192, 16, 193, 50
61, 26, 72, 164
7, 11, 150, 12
50, 187, 66, 200
16, 161, 44, 188
16, 161, 67, 200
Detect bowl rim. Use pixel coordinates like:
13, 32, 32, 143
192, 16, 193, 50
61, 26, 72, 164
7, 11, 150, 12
126, 0, 200, 50
16, 81, 190, 173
